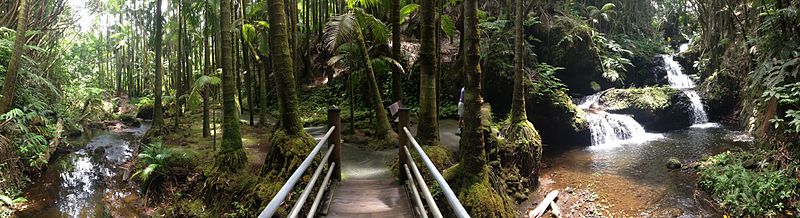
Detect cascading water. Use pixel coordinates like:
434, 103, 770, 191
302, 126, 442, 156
661, 53, 709, 124
578, 92, 662, 148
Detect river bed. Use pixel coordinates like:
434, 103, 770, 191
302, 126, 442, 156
526, 124, 753, 217
15, 123, 149, 218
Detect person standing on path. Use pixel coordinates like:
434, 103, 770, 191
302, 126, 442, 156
457, 87, 465, 135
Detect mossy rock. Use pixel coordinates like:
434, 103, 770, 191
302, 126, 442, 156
699, 70, 739, 120
136, 103, 154, 119
119, 114, 141, 127
599, 87, 693, 131
526, 89, 591, 146
443, 164, 517, 218
528, 16, 610, 95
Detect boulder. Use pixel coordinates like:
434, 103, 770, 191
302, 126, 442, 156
699, 71, 739, 120
527, 89, 591, 146
528, 16, 611, 95
136, 103, 154, 120
599, 87, 693, 131
119, 114, 141, 127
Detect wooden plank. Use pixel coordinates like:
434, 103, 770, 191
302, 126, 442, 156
549, 201, 562, 218
528, 190, 559, 218
326, 179, 413, 218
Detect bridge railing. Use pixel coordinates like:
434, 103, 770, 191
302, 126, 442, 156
397, 108, 470, 218
258, 108, 342, 218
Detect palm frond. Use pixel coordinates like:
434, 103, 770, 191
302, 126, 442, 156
325, 12, 360, 53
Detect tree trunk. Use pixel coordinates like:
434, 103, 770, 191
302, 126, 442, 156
151, 0, 165, 134
417, 0, 439, 145
0, 0, 28, 113
510, 0, 527, 123
203, 3, 212, 138
461, 0, 485, 170
269, 0, 305, 135
356, 25, 397, 140
390, 0, 403, 102
216, 0, 247, 172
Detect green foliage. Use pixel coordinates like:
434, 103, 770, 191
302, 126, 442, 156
593, 33, 632, 83
131, 142, 196, 185
531, 63, 568, 98
697, 151, 799, 216
763, 82, 800, 133
1, 108, 54, 168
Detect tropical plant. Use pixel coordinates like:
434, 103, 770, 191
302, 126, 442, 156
324, 8, 398, 142
132, 142, 172, 184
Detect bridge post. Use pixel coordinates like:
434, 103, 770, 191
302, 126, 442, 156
328, 107, 342, 180
398, 108, 409, 181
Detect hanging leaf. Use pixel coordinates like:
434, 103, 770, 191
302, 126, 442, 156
400, 4, 420, 23
242, 23, 256, 43
440, 15, 456, 37
601, 3, 616, 12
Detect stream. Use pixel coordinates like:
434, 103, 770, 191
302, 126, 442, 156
15, 123, 149, 218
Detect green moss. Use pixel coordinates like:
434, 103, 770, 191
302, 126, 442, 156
390, 145, 455, 179
261, 129, 316, 180
527, 89, 590, 146
500, 119, 542, 187
443, 164, 516, 218
602, 87, 679, 111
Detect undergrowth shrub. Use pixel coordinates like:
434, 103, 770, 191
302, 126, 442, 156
697, 151, 799, 216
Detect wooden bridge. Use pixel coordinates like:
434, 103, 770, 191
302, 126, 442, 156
258, 108, 469, 218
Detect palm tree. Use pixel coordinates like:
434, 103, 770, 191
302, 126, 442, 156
215, 0, 247, 172
417, 0, 439, 146
390, 0, 403, 102
503, 0, 542, 185
151, 0, 165, 135
261, 0, 316, 179
0, 0, 29, 114
325, 9, 398, 144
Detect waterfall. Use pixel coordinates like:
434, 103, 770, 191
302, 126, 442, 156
577, 92, 661, 148
662, 54, 709, 124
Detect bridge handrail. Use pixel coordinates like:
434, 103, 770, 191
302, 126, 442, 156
258, 108, 342, 218
397, 108, 470, 218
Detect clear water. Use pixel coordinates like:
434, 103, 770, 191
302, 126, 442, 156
538, 124, 752, 216
17, 124, 149, 218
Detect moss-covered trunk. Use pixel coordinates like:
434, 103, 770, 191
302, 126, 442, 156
151, 0, 165, 135
503, 0, 542, 186
262, 0, 315, 178
215, 0, 247, 172
417, 0, 439, 146
0, 0, 28, 114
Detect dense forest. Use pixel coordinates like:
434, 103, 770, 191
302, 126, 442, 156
0, 0, 798, 217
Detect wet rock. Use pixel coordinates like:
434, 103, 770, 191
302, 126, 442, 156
599, 87, 693, 131
136, 104, 154, 119
119, 114, 140, 127
526, 89, 591, 146
666, 157, 682, 169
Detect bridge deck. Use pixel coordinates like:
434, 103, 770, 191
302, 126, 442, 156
325, 179, 413, 218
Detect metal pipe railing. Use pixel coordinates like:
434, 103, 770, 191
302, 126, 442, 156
288, 145, 336, 217
404, 164, 429, 218
307, 162, 336, 218
396, 107, 470, 218
258, 108, 342, 218
403, 145, 442, 217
